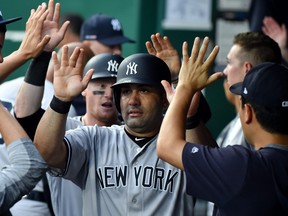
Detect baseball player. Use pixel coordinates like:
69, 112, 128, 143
0, 10, 48, 213
157, 37, 288, 215
14, 52, 124, 216
33, 47, 196, 215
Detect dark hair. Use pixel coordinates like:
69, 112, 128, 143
241, 97, 288, 135
233, 32, 282, 65
60, 13, 84, 35
0, 24, 6, 33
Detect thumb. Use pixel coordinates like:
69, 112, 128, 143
161, 80, 173, 95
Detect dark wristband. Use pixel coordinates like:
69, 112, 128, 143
185, 113, 200, 129
50, 96, 72, 114
24, 51, 52, 86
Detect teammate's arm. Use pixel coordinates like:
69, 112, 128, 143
0, 3, 51, 83
34, 46, 93, 169
157, 37, 222, 169
14, 0, 69, 118
0, 101, 47, 212
145, 32, 180, 82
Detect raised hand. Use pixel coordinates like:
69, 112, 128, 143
52, 46, 93, 101
17, 3, 51, 59
177, 37, 223, 92
262, 16, 287, 50
42, 0, 70, 51
146, 33, 180, 81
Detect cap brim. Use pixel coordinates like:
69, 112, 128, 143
229, 82, 243, 95
0, 17, 22, 25
99, 35, 135, 46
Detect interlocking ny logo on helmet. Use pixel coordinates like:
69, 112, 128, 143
84, 53, 124, 80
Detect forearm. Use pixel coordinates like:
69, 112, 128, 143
15, 108, 45, 139
0, 138, 47, 212
14, 84, 44, 117
34, 106, 68, 169
186, 122, 218, 148
158, 85, 194, 169
0, 103, 29, 144
14, 51, 51, 117
0, 50, 31, 83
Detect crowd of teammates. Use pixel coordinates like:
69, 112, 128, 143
0, 0, 288, 216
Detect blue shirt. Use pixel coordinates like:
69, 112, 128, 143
182, 143, 288, 216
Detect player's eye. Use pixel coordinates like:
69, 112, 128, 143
93, 91, 105, 95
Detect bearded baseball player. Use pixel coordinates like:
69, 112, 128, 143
15, 52, 124, 216
34, 47, 198, 215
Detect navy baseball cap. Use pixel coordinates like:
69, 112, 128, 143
80, 14, 135, 46
0, 10, 22, 32
230, 62, 288, 110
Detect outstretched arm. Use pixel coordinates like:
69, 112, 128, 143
34, 46, 93, 168
0, 102, 47, 212
14, 0, 69, 118
0, 3, 51, 83
262, 16, 288, 63
146, 33, 180, 81
157, 37, 222, 169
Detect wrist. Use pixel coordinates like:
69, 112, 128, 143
50, 95, 72, 114
24, 52, 52, 86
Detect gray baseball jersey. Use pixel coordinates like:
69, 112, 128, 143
47, 116, 84, 216
51, 124, 194, 216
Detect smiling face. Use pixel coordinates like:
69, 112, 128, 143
119, 84, 166, 137
82, 77, 118, 126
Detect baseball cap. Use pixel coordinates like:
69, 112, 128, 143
80, 14, 135, 46
0, 10, 21, 27
230, 62, 288, 111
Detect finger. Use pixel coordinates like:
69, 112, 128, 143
52, 50, 60, 71
182, 42, 189, 64
58, 21, 70, 40
161, 80, 173, 100
197, 37, 209, 64
190, 37, 200, 62
82, 69, 94, 88
61, 45, 69, 67
34, 10, 49, 35
155, 33, 166, 49
75, 49, 84, 71
145, 41, 156, 55
53, 2, 61, 24
207, 72, 224, 86
38, 35, 51, 49
47, 0, 55, 21
163, 36, 174, 49
151, 34, 162, 51
204, 45, 219, 69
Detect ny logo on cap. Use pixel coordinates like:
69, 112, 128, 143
126, 62, 138, 75
111, 19, 121, 31
107, 60, 119, 72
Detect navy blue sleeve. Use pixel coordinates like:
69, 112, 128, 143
182, 143, 250, 206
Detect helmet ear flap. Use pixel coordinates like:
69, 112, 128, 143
113, 87, 121, 113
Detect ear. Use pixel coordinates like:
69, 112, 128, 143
161, 91, 169, 109
82, 89, 87, 97
244, 62, 253, 75
243, 103, 253, 124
